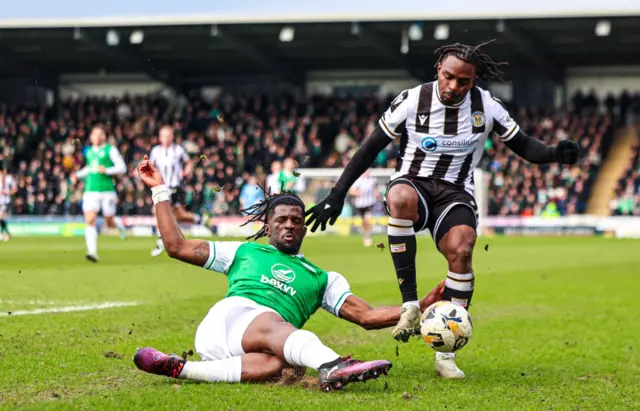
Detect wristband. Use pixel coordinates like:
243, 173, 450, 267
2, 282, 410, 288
151, 185, 170, 205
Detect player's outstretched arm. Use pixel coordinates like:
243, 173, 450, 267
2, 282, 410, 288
137, 155, 210, 267
338, 280, 445, 330
504, 131, 579, 165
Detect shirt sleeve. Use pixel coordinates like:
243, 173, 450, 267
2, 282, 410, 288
178, 145, 190, 162
489, 96, 520, 142
322, 271, 353, 318
378, 89, 409, 139
149, 147, 158, 166
75, 167, 90, 179
106, 146, 127, 176
202, 241, 244, 274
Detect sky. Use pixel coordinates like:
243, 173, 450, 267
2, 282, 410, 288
0, 0, 637, 22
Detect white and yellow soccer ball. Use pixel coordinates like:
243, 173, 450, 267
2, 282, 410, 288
420, 301, 473, 353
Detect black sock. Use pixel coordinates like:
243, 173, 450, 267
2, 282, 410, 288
442, 271, 475, 310
0, 220, 8, 235
388, 218, 418, 303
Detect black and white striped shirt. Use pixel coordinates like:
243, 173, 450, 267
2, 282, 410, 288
352, 175, 377, 209
149, 144, 190, 189
0, 174, 16, 205
379, 82, 519, 195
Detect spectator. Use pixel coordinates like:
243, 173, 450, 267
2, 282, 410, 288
239, 176, 265, 215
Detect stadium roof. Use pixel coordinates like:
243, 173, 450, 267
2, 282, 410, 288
2, 0, 639, 28
1, 17, 639, 87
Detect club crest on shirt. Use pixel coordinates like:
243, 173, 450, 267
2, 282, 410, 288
472, 111, 486, 127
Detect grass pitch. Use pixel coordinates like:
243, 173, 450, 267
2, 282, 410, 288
1, 235, 639, 410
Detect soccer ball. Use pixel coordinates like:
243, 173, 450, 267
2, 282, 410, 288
420, 301, 473, 353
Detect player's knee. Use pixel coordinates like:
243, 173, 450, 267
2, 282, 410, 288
261, 356, 286, 381
386, 185, 419, 218
442, 227, 476, 266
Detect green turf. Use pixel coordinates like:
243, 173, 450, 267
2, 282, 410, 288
1, 235, 639, 410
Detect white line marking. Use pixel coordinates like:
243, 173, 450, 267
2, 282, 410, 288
0, 302, 139, 317
0, 300, 65, 305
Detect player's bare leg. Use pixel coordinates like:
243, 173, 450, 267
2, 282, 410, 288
104, 215, 127, 240
0, 209, 11, 242
241, 312, 391, 391
386, 184, 422, 342
173, 204, 210, 226
84, 210, 99, 262
134, 348, 294, 383
434, 212, 477, 379
362, 211, 373, 247
134, 312, 391, 390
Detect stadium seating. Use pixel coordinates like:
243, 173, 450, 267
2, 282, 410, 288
0, 92, 630, 217
483, 108, 614, 216
610, 122, 640, 216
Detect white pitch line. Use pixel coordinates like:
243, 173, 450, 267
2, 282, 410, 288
0, 300, 66, 305
0, 302, 139, 317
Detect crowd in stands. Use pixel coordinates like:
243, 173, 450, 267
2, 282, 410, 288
610, 122, 640, 216
0, 89, 636, 219
484, 108, 613, 217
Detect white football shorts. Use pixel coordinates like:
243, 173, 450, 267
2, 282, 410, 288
82, 192, 118, 216
195, 296, 278, 361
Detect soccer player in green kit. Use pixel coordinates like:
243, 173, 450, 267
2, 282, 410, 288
133, 155, 446, 391
75, 126, 127, 262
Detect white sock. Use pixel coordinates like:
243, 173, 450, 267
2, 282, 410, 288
85, 226, 98, 256
178, 357, 242, 382
283, 330, 340, 370
156, 234, 165, 250
402, 301, 420, 310
113, 216, 125, 231
436, 352, 456, 360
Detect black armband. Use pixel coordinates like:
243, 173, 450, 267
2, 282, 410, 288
333, 125, 392, 195
504, 131, 557, 165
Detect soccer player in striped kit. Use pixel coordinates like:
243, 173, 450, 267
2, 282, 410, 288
349, 170, 378, 247
149, 125, 205, 257
306, 40, 579, 379
0, 164, 17, 242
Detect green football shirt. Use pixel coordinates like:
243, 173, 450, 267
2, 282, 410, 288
81, 144, 127, 193
203, 242, 353, 329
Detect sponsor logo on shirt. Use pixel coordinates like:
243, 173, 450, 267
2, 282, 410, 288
271, 264, 296, 283
421, 137, 438, 152
260, 264, 297, 297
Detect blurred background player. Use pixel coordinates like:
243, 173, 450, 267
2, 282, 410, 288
75, 126, 127, 262
349, 170, 378, 247
149, 125, 206, 257
279, 158, 306, 195
0, 164, 17, 242
266, 161, 283, 194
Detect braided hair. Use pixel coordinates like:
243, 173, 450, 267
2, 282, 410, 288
434, 39, 508, 83
239, 182, 305, 241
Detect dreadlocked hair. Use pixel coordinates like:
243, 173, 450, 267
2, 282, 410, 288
239, 181, 305, 241
434, 39, 508, 83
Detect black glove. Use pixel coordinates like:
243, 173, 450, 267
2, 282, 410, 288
305, 188, 346, 232
554, 139, 579, 165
